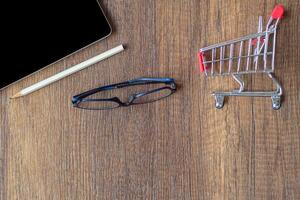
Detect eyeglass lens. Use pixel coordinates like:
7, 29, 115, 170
132, 88, 172, 104
77, 100, 120, 110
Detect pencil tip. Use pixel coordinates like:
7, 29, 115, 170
10, 92, 22, 99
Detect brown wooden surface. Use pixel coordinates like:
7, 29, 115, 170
1, 0, 300, 199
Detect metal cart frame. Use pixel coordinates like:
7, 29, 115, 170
198, 5, 285, 110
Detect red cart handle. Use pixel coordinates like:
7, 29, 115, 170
198, 51, 205, 73
272, 5, 284, 19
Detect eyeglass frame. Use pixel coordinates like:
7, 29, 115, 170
72, 77, 177, 110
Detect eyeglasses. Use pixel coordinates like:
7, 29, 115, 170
72, 77, 177, 110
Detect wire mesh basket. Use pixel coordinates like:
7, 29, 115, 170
198, 5, 284, 110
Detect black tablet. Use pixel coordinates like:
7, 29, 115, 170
1, 0, 111, 89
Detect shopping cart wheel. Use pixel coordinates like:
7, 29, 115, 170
271, 95, 281, 110
214, 94, 225, 109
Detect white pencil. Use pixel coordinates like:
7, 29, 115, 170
11, 44, 124, 99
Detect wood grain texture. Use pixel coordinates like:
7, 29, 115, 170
1, 0, 300, 199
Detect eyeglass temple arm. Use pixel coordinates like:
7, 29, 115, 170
131, 77, 175, 83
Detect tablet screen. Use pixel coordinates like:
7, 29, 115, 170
1, 0, 111, 89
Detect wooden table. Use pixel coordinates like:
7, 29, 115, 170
1, 0, 299, 199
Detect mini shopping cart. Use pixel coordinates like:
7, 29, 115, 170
198, 5, 284, 110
